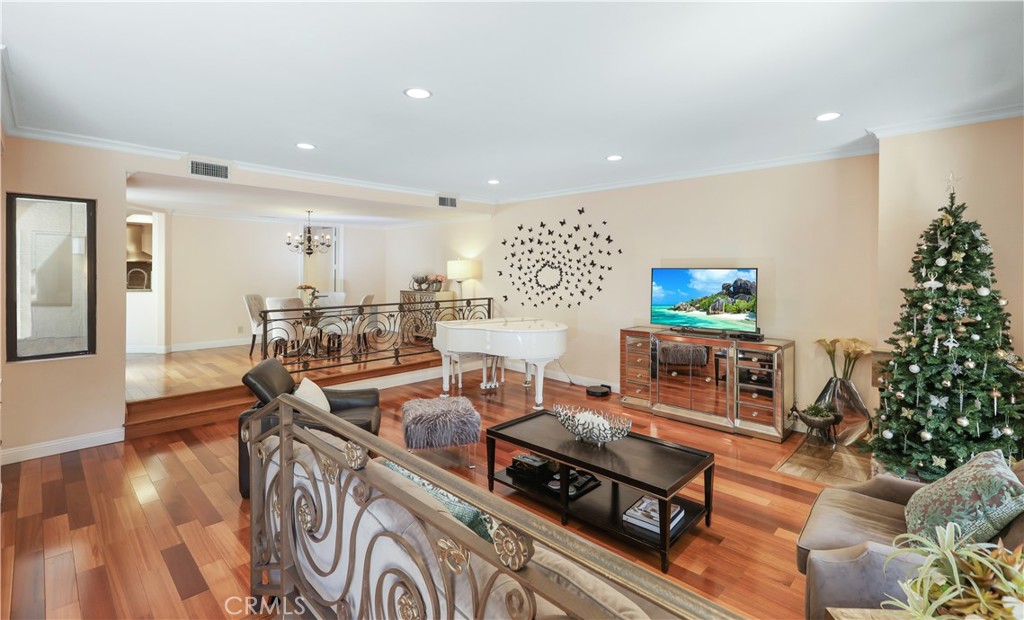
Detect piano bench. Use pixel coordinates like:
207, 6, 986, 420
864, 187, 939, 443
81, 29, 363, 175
402, 397, 481, 450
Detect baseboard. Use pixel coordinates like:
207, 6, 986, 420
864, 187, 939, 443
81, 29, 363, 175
502, 359, 619, 394
1, 428, 126, 465
126, 344, 170, 354
169, 337, 250, 352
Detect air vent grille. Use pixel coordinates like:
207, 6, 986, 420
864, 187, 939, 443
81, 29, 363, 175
438, 196, 457, 208
190, 160, 229, 179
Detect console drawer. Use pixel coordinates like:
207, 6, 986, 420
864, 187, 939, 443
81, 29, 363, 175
737, 403, 775, 426
623, 381, 650, 400
626, 351, 651, 370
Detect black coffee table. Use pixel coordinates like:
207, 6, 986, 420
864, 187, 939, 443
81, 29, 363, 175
486, 410, 714, 572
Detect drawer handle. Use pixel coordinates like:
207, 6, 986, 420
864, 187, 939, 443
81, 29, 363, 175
636, 358, 644, 363
671, 371, 678, 377
751, 393, 758, 399
636, 373, 643, 378
752, 411, 758, 417
635, 388, 642, 394
705, 377, 711, 383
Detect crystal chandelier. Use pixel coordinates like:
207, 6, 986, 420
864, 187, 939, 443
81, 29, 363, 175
286, 210, 332, 256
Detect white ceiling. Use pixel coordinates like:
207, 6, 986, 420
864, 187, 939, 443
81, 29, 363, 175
2, 2, 1022, 223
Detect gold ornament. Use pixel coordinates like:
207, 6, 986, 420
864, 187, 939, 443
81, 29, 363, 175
951, 251, 965, 262
990, 388, 1002, 399
913, 255, 923, 262
995, 349, 1008, 360
940, 212, 954, 226
922, 303, 934, 311
956, 325, 967, 333
941, 379, 952, 388
936, 314, 948, 321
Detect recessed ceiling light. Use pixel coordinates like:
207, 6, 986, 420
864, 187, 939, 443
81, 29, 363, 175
816, 112, 841, 122
606, 155, 623, 162
487, 179, 500, 185
404, 88, 432, 99
296, 143, 316, 150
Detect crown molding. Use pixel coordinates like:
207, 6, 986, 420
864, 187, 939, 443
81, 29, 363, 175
499, 143, 881, 205
4, 124, 187, 159
867, 105, 1024, 139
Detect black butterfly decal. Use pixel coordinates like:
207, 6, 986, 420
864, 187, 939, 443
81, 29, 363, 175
597, 286, 603, 292
497, 271, 503, 276
501, 239, 507, 245
559, 219, 566, 226
528, 227, 533, 233
602, 220, 607, 225
573, 244, 580, 251
502, 295, 508, 302
577, 207, 585, 214
618, 249, 623, 254
539, 222, 546, 228
593, 231, 600, 239
573, 225, 580, 231
517, 224, 523, 231
606, 235, 613, 243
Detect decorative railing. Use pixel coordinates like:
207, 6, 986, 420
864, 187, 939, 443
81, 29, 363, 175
245, 396, 741, 619
260, 297, 492, 373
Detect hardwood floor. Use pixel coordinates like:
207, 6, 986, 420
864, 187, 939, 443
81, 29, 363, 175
5, 369, 824, 619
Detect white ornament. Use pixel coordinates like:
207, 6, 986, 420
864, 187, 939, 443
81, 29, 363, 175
970, 334, 981, 341
978, 287, 991, 297
999, 298, 1008, 306
935, 257, 947, 267
1003, 427, 1014, 437
964, 359, 976, 369
919, 430, 933, 441
922, 274, 943, 290
922, 303, 934, 312
882, 429, 894, 439
946, 282, 957, 291
956, 417, 970, 427
909, 364, 921, 374
895, 391, 906, 399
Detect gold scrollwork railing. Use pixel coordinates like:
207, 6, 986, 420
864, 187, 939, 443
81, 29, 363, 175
260, 297, 492, 373
246, 395, 741, 619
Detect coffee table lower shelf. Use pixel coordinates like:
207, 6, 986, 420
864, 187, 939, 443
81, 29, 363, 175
492, 469, 706, 567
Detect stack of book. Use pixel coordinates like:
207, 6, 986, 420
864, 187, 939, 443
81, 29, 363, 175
622, 496, 684, 541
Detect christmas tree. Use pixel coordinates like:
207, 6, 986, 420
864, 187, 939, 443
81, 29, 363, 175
871, 181, 1024, 481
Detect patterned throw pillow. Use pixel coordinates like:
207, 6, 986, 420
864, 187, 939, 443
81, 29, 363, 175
905, 450, 1024, 543
383, 460, 493, 542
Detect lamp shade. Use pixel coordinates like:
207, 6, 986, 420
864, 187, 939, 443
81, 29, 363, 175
447, 259, 480, 281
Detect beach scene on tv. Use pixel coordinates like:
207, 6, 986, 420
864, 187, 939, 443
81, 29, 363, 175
651, 268, 757, 332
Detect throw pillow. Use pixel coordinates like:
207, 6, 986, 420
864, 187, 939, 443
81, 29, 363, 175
293, 377, 330, 411
382, 460, 492, 542
905, 449, 1024, 543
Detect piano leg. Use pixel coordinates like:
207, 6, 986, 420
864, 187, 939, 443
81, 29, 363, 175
440, 353, 451, 397
481, 355, 500, 390
532, 361, 548, 410
523, 363, 532, 387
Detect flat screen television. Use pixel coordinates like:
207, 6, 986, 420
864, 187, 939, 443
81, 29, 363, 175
650, 268, 758, 333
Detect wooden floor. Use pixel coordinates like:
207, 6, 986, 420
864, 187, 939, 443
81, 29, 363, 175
5, 369, 825, 619
125, 344, 440, 401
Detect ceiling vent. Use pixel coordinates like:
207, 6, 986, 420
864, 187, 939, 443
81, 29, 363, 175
438, 196, 457, 208
190, 160, 229, 180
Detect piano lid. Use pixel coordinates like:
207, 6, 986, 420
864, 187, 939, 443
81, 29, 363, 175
435, 317, 567, 332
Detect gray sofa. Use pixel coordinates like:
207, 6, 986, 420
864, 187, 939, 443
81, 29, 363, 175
796, 460, 1024, 620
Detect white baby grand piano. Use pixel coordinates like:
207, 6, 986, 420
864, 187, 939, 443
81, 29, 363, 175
433, 317, 568, 409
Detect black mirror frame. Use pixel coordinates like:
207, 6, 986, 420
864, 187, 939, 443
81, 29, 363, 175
5, 192, 97, 361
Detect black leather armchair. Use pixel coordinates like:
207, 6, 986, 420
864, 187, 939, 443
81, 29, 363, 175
237, 358, 381, 498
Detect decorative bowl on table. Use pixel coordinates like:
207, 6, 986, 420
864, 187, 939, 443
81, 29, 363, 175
553, 404, 631, 447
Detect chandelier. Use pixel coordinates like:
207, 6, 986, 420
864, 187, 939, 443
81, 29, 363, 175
286, 210, 332, 256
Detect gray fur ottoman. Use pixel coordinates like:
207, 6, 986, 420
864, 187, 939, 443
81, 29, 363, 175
402, 397, 481, 450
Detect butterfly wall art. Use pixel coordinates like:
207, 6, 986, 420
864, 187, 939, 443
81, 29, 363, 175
498, 206, 622, 309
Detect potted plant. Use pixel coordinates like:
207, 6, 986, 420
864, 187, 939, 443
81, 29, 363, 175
797, 403, 841, 430
886, 523, 1023, 619
814, 337, 872, 420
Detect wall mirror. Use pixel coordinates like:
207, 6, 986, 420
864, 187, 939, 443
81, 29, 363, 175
6, 193, 96, 361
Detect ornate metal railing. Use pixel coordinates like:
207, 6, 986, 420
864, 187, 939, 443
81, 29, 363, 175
245, 396, 741, 619
260, 297, 492, 373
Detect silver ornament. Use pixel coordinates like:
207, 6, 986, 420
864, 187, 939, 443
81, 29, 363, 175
909, 364, 921, 374
978, 287, 991, 297
923, 303, 934, 312
970, 334, 980, 341
895, 391, 905, 399
956, 417, 969, 427
919, 430, 932, 441
999, 298, 1008, 306
1002, 427, 1014, 437
964, 359, 976, 369
882, 429, 894, 439
935, 257, 947, 267
941, 379, 952, 388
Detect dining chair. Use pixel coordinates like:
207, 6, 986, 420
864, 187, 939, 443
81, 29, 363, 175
264, 296, 319, 356
243, 294, 266, 356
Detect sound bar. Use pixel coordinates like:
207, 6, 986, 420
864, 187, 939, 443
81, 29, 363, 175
668, 326, 764, 342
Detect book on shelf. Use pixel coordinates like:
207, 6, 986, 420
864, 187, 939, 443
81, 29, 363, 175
622, 518, 684, 543
622, 496, 683, 533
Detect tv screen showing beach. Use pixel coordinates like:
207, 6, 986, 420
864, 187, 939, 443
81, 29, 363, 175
650, 268, 758, 333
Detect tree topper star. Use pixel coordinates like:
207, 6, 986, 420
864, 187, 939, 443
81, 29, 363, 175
945, 171, 962, 194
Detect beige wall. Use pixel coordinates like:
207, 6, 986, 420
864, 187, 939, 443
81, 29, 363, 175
1, 137, 129, 449
878, 117, 1024, 350
166, 213, 302, 348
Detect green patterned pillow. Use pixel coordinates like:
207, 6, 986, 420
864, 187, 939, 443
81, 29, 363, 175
383, 460, 492, 542
905, 450, 1024, 543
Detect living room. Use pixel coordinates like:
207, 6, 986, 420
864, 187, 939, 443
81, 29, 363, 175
1, 3, 1023, 619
